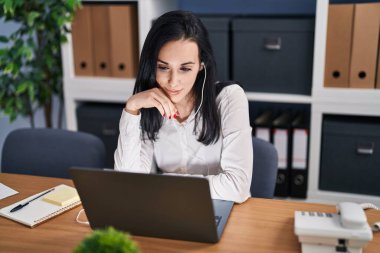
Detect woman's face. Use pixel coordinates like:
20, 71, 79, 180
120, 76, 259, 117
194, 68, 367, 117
156, 39, 202, 106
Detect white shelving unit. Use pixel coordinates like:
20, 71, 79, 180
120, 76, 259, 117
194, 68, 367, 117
62, 0, 380, 205
307, 0, 380, 206
62, 0, 177, 130
245, 92, 312, 104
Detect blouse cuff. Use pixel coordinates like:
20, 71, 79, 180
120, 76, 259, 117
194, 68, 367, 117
119, 109, 141, 133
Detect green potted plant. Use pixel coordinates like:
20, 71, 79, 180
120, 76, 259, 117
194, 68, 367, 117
73, 227, 140, 253
0, 0, 81, 127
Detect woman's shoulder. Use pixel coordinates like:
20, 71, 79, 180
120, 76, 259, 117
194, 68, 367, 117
215, 81, 249, 122
215, 81, 246, 101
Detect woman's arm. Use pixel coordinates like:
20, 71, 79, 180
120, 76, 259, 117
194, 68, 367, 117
115, 86, 178, 172
207, 85, 253, 203
114, 110, 154, 173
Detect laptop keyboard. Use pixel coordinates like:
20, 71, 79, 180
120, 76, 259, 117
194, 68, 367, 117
215, 215, 222, 227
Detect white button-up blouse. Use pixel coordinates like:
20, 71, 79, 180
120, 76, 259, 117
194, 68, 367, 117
114, 84, 253, 203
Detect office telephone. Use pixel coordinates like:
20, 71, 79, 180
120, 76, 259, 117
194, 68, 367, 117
295, 202, 373, 253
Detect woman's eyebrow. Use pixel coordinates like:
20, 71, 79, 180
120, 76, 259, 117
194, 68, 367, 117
157, 59, 168, 64
157, 59, 195, 65
181, 61, 195, 65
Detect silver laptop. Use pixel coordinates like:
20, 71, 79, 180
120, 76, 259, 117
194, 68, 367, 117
70, 167, 234, 243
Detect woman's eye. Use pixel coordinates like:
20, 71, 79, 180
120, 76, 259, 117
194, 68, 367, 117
180, 67, 192, 72
157, 65, 169, 71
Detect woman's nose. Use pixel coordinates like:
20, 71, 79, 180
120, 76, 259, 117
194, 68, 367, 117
168, 71, 180, 87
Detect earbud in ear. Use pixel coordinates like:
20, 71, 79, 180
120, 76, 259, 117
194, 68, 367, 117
200, 62, 205, 70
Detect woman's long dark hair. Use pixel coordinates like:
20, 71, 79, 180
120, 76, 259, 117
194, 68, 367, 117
134, 10, 220, 145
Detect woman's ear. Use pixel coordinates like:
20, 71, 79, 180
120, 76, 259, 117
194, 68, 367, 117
200, 62, 205, 71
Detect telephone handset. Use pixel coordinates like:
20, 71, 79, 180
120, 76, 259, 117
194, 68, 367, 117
295, 202, 373, 253
336, 202, 368, 229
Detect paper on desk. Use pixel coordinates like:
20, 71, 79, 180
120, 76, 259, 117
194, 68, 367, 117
0, 183, 18, 200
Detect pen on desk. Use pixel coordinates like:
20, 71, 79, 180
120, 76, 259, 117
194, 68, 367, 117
10, 188, 55, 213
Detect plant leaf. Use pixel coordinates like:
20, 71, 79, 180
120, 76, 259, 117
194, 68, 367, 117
19, 46, 33, 60
9, 111, 17, 122
4, 62, 14, 74
16, 81, 29, 95
60, 34, 68, 43
3, 0, 14, 16
28, 84, 35, 101
0, 36, 9, 43
0, 89, 5, 100
15, 97, 23, 110
0, 48, 7, 56
27, 12, 40, 27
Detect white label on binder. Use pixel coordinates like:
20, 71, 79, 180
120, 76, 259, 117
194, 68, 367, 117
256, 127, 270, 142
292, 129, 308, 169
274, 129, 288, 169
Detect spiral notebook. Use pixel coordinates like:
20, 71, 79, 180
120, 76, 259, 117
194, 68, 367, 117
0, 184, 81, 228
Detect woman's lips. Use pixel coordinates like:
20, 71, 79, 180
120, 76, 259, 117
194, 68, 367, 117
166, 89, 181, 95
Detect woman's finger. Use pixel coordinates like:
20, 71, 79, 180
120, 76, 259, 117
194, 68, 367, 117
152, 89, 177, 118
150, 97, 165, 116
154, 88, 178, 118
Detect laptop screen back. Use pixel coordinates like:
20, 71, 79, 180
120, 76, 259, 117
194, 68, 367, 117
70, 167, 222, 242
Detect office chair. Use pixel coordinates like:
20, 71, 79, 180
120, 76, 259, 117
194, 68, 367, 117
251, 137, 278, 199
1, 128, 106, 178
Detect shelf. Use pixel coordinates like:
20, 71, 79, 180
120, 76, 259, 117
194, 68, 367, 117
245, 92, 312, 104
314, 88, 380, 107
308, 189, 380, 207
64, 77, 134, 103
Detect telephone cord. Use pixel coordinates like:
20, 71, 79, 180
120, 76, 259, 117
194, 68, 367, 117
360, 203, 379, 210
360, 203, 380, 232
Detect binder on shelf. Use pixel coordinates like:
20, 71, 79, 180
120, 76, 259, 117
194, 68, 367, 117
272, 111, 293, 197
109, 5, 139, 78
71, 6, 95, 76
324, 4, 354, 88
289, 113, 309, 198
349, 2, 380, 89
91, 5, 111, 77
376, 37, 380, 89
253, 110, 274, 142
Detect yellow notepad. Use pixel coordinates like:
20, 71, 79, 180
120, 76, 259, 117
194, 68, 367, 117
42, 186, 80, 206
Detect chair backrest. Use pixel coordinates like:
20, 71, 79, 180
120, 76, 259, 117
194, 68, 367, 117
1, 128, 106, 178
250, 137, 278, 198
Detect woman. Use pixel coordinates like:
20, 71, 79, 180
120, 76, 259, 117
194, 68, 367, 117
114, 10, 253, 203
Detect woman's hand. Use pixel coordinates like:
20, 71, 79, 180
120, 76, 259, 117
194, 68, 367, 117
125, 88, 178, 118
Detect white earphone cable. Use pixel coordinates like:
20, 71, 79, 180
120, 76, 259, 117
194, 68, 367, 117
194, 62, 206, 116
76, 208, 90, 225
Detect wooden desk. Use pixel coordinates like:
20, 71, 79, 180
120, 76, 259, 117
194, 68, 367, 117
0, 173, 379, 253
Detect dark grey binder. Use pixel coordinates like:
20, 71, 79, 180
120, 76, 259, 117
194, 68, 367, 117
272, 111, 293, 197
289, 113, 309, 198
